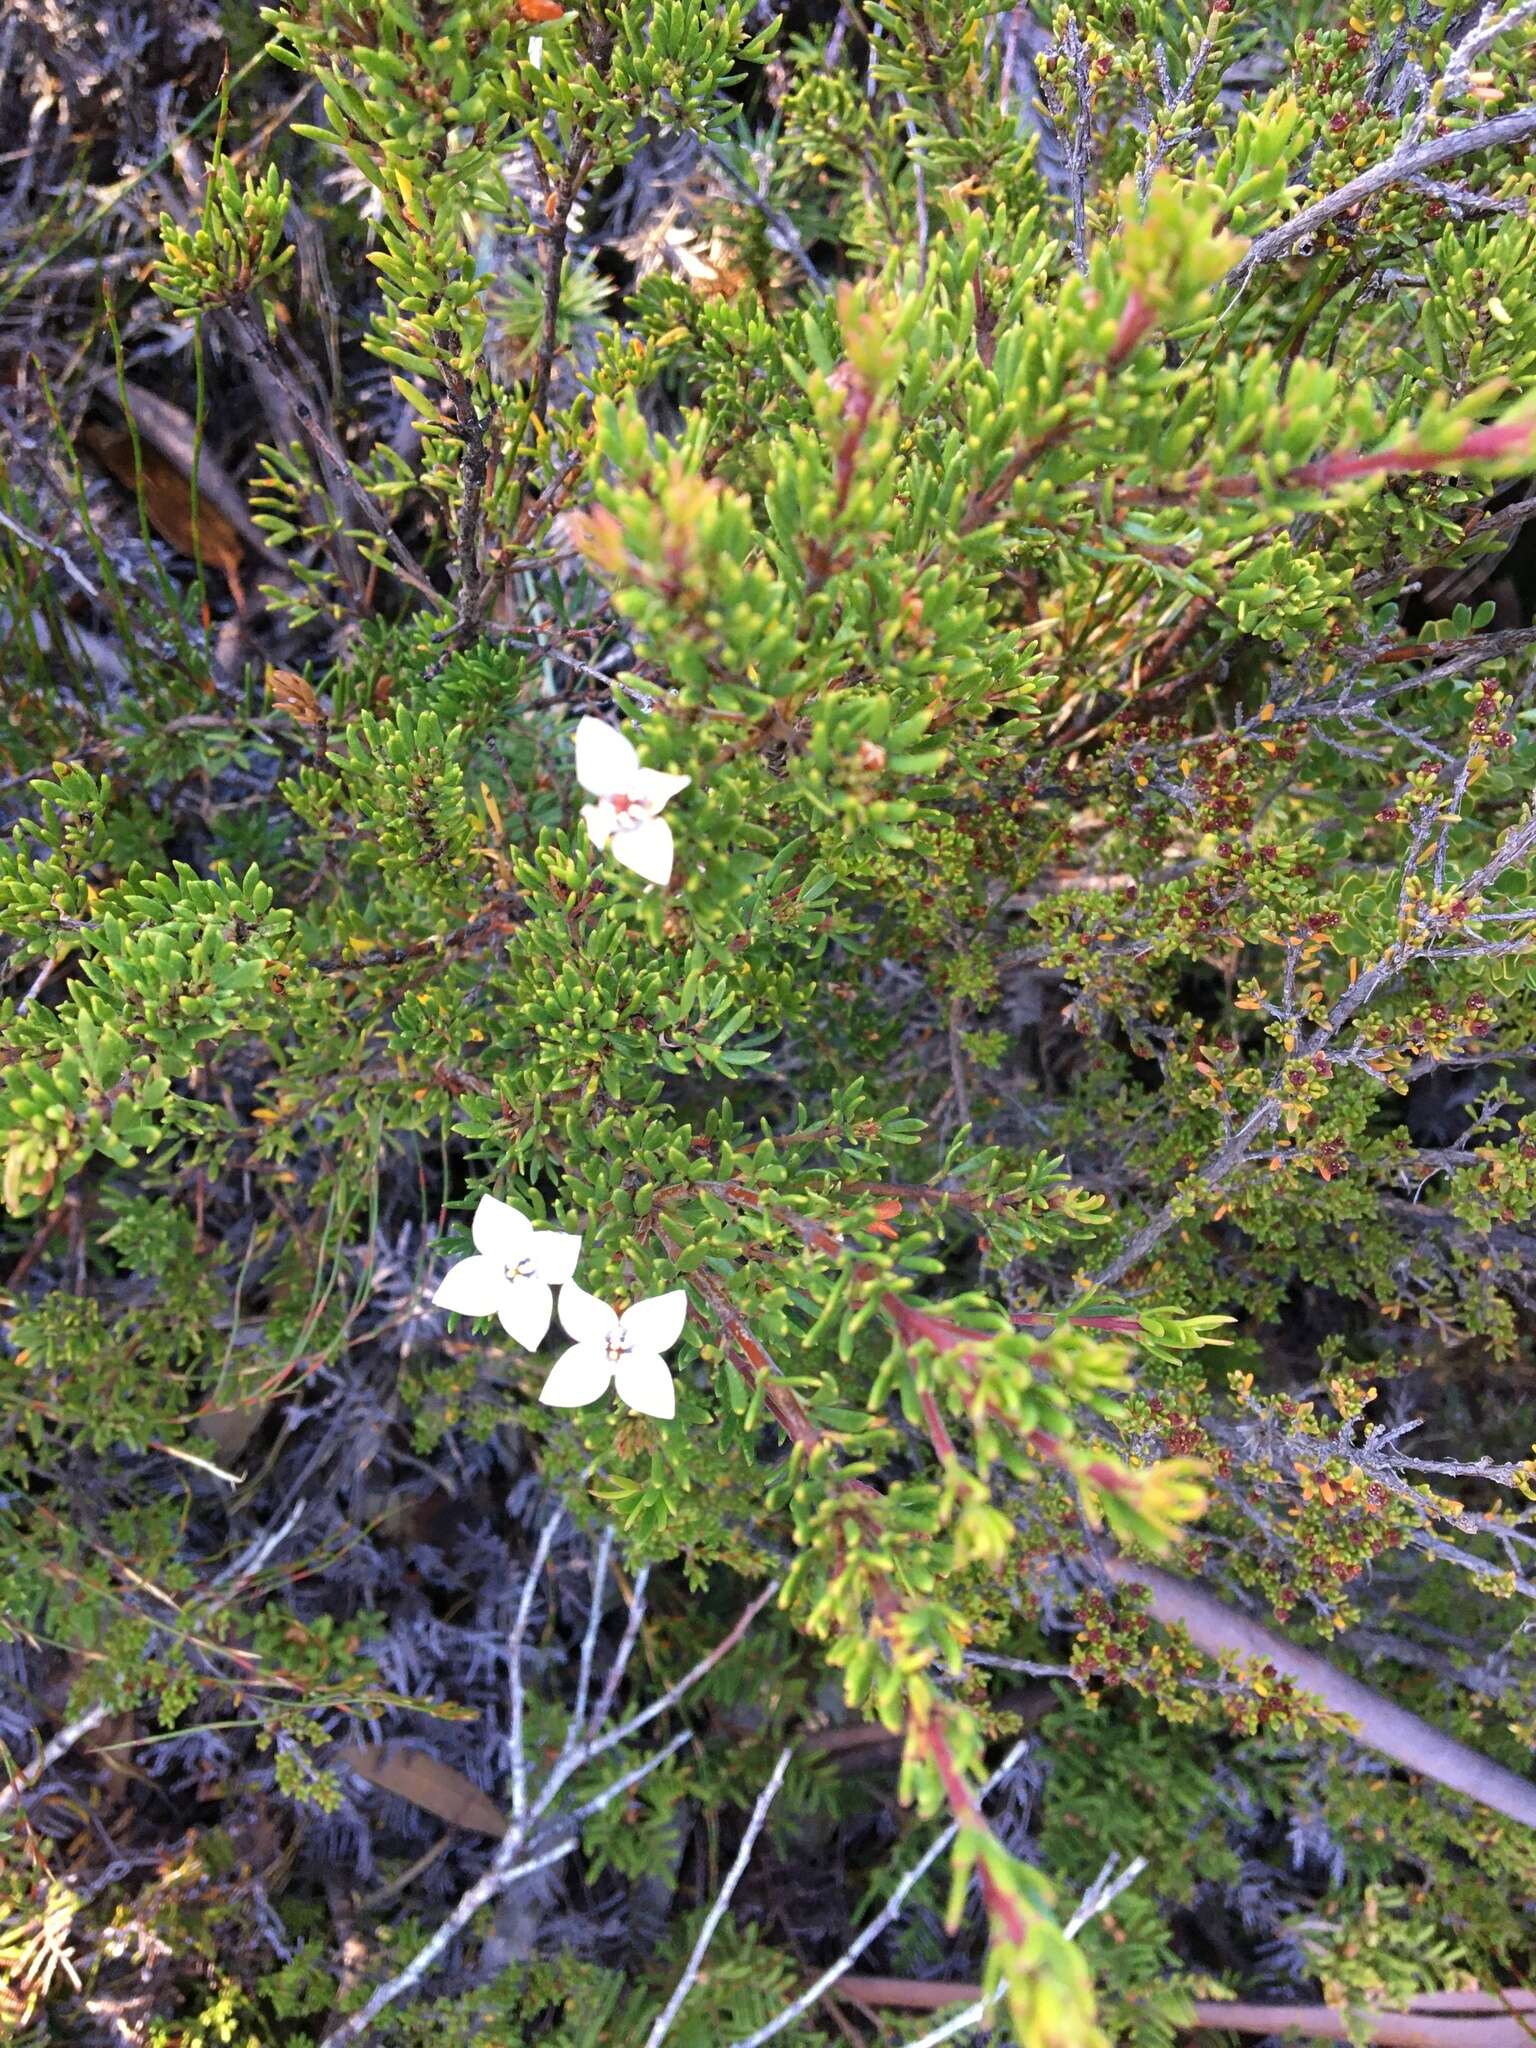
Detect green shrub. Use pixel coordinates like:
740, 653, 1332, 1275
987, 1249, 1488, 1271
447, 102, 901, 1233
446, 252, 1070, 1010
4, 0, 1536, 2042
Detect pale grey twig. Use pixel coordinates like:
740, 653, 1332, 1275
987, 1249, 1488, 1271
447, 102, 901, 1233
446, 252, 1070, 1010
14, 951, 60, 1017
588, 1560, 650, 1737
571, 1522, 614, 1742
0, 508, 97, 600
900, 1989, 1002, 2047
540, 1576, 781, 1800
1062, 1852, 1149, 1937
964, 1652, 1078, 1679
1233, 105, 1536, 279
0, 1703, 112, 1816
509, 1507, 565, 1825
643, 1745, 793, 2048
320, 1549, 779, 2045
213, 1497, 310, 1588
1442, 0, 1536, 103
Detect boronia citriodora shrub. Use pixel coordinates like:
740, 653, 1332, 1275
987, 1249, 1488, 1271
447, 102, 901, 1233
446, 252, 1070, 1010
3, 0, 1536, 2041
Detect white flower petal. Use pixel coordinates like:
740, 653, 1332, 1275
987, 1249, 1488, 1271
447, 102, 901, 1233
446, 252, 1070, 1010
529, 1229, 583, 1286
497, 1277, 554, 1351
539, 1342, 613, 1409
620, 1288, 688, 1356
472, 1193, 534, 1262
432, 1255, 506, 1318
581, 801, 615, 851
575, 716, 639, 799
557, 1280, 619, 1345
615, 1349, 676, 1420
632, 767, 691, 812
612, 816, 675, 888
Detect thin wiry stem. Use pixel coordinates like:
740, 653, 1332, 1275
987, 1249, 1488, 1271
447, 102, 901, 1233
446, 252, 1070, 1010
508, 1507, 564, 1825
642, 1745, 793, 2048
588, 1560, 650, 1738
571, 1523, 614, 1744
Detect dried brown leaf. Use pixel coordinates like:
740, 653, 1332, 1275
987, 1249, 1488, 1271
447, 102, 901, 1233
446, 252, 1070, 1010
334, 1744, 508, 1837
80, 421, 247, 597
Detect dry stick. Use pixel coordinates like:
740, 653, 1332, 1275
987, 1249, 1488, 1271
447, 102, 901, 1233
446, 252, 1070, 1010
0, 1703, 112, 1817
571, 1522, 615, 1737
830, 1980, 1535, 2046
508, 1508, 564, 1827
320, 1565, 779, 2045
542, 1577, 781, 1792
1413, 1995, 1536, 2015
643, 1745, 794, 2048
586, 1560, 651, 1738
1101, 1554, 1536, 1830
0, 507, 98, 599
1185, 2004, 1535, 2048
1232, 104, 1536, 279
1442, 0, 1536, 104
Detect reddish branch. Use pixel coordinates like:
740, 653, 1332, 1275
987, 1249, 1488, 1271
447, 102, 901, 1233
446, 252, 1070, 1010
1116, 418, 1536, 508
653, 1223, 824, 1453
908, 1714, 1030, 1947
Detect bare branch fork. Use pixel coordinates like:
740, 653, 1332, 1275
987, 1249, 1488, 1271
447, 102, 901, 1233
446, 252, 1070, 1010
319, 1511, 780, 2047
1090, 802, 1536, 1291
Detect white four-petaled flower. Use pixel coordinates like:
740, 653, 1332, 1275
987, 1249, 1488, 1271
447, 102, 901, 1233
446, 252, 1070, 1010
575, 715, 691, 889
431, 1194, 583, 1350
539, 1282, 687, 1420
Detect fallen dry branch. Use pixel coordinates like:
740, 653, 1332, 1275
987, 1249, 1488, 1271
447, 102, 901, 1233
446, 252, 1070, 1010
831, 1978, 1536, 2046
1101, 1554, 1536, 1832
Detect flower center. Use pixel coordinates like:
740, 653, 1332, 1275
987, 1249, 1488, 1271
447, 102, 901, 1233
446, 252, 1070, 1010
604, 1329, 632, 1363
504, 1257, 536, 1282
606, 791, 652, 833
